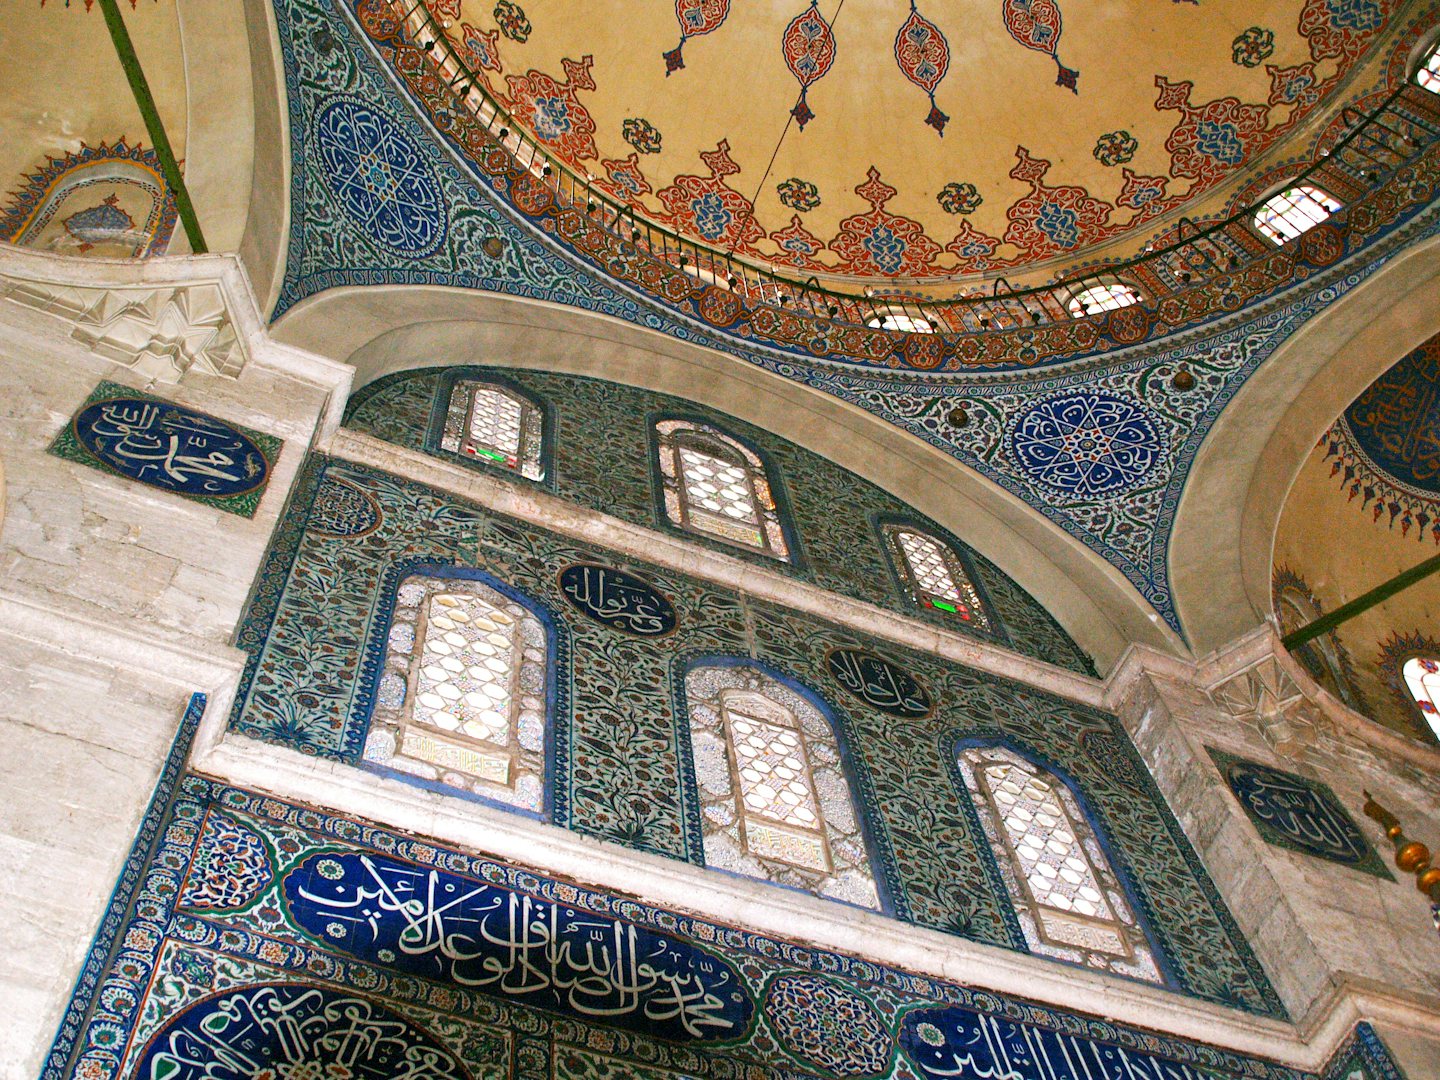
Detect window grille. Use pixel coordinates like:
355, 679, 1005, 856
364, 573, 547, 812
1403, 656, 1440, 737
440, 380, 545, 480
1252, 186, 1342, 245
884, 526, 993, 631
656, 420, 790, 559
957, 746, 1161, 982
1066, 282, 1141, 318
685, 664, 879, 909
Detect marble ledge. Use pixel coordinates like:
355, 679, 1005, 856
0, 585, 246, 693
323, 427, 1108, 709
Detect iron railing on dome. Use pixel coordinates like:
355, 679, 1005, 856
389, 0, 1440, 337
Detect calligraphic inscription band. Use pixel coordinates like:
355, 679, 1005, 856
281, 851, 753, 1041
132, 983, 473, 1080
51, 381, 280, 518
825, 647, 933, 717
1209, 749, 1389, 876
558, 563, 679, 636
901, 1004, 1217, 1080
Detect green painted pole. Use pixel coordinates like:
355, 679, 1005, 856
1282, 550, 1440, 649
97, 0, 207, 253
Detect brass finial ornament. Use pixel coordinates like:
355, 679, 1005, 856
947, 405, 970, 428
1363, 791, 1440, 928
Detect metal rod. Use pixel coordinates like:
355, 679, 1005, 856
1282, 550, 1440, 649
97, 0, 206, 253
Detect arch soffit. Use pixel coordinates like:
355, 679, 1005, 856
1172, 233, 1440, 654
274, 283, 1183, 669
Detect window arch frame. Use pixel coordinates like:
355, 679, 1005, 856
649, 412, 802, 565
1250, 183, 1343, 246
948, 734, 1173, 986
426, 367, 556, 485
676, 654, 901, 914
1408, 30, 1440, 92
874, 515, 1006, 642
357, 560, 571, 822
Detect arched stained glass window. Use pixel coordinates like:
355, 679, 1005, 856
1252, 185, 1342, 245
958, 746, 1162, 982
656, 420, 790, 559
1415, 40, 1440, 92
440, 380, 545, 480
364, 572, 548, 813
1065, 281, 1141, 318
685, 663, 879, 909
1402, 656, 1440, 737
883, 525, 993, 631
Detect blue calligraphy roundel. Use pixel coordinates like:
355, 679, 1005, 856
314, 98, 446, 257
132, 983, 473, 1080
558, 562, 678, 636
826, 648, 933, 718
73, 396, 270, 498
1008, 392, 1165, 498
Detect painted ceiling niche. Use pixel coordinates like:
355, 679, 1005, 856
2, 0, 186, 258
268, 0, 1440, 637
413, 0, 1403, 285
1272, 333, 1440, 742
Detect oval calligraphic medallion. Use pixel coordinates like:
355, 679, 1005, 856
133, 983, 473, 1080
282, 851, 753, 1042
73, 396, 271, 498
825, 648, 933, 718
558, 562, 678, 637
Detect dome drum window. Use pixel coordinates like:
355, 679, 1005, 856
365, 573, 548, 813
656, 419, 791, 559
1065, 280, 1142, 318
1415, 39, 1440, 92
958, 746, 1162, 983
1252, 185, 1342, 245
1402, 656, 1440, 738
441, 379, 545, 480
866, 306, 935, 334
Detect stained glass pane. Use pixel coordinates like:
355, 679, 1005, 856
893, 530, 992, 630
728, 711, 822, 829
1402, 656, 1440, 734
1253, 186, 1341, 245
656, 420, 790, 559
957, 746, 1161, 982
364, 573, 547, 814
984, 762, 1113, 920
439, 381, 544, 480
414, 593, 518, 745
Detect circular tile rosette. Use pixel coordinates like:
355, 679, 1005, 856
314, 97, 446, 257
764, 973, 893, 1075
1007, 391, 1166, 498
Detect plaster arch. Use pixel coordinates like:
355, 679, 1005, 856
1171, 232, 1440, 655
274, 284, 1183, 670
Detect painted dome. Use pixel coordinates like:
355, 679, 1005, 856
420, 0, 1406, 286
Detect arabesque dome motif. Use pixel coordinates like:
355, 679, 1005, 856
417, 0, 1404, 284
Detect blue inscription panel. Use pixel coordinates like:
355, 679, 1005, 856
51, 381, 280, 518
901, 1004, 1218, 1080
826, 647, 933, 717
282, 851, 753, 1042
1208, 748, 1390, 878
558, 562, 678, 636
132, 983, 471, 1080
